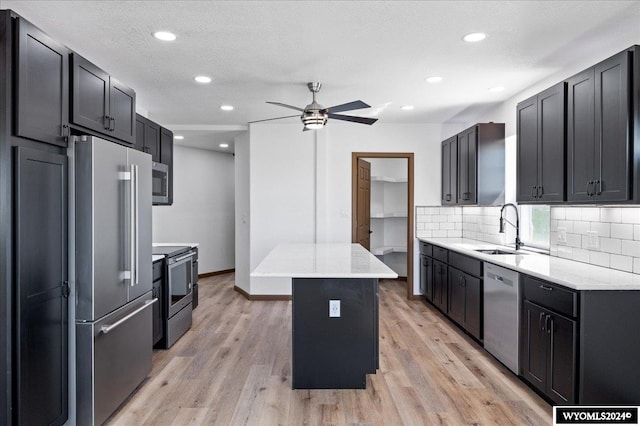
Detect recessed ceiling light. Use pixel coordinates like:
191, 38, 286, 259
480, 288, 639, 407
401, 105, 414, 111
194, 75, 212, 84
219, 143, 229, 148
174, 135, 184, 140
153, 31, 176, 41
220, 105, 234, 111
489, 86, 505, 92
463, 32, 487, 42
426, 76, 443, 83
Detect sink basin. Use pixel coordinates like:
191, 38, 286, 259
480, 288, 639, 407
475, 248, 525, 255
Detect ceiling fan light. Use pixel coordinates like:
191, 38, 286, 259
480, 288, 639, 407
301, 110, 328, 129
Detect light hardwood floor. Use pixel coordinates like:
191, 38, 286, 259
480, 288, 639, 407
108, 273, 552, 425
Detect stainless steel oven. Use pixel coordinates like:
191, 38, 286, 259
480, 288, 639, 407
167, 250, 194, 317
152, 161, 169, 204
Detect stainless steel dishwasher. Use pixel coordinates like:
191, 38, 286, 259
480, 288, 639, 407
483, 263, 520, 374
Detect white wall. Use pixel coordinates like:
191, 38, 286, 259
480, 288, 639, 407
243, 122, 463, 295
153, 145, 235, 274
234, 132, 250, 293
248, 124, 316, 295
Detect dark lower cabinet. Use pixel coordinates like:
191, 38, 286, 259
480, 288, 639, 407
15, 17, 69, 147
15, 147, 68, 426
447, 266, 482, 340
152, 261, 164, 347
521, 300, 576, 404
432, 260, 448, 313
419, 254, 433, 301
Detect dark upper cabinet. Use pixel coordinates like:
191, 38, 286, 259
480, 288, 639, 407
517, 82, 566, 203
160, 127, 174, 205
14, 18, 69, 146
441, 136, 457, 205
134, 114, 161, 162
567, 49, 631, 203
71, 53, 135, 144
441, 123, 504, 206
457, 127, 477, 204
15, 147, 68, 426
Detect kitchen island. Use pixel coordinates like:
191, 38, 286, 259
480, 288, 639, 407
252, 243, 397, 389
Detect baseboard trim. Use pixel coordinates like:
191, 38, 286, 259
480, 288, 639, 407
199, 268, 235, 278
233, 285, 291, 301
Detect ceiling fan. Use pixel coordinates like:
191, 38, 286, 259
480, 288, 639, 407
252, 82, 378, 130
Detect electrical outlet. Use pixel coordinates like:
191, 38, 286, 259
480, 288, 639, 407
587, 230, 599, 249
329, 300, 340, 318
557, 227, 567, 243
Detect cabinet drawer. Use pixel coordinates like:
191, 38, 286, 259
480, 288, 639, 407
449, 251, 482, 277
419, 241, 433, 256
522, 275, 577, 317
433, 246, 448, 262
153, 259, 164, 281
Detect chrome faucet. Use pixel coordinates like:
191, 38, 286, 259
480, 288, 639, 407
499, 203, 523, 250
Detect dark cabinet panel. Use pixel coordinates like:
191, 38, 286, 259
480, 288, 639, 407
521, 301, 547, 394
71, 53, 135, 144
432, 260, 448, 313
464, 273, 482, 340
152, 278, 163, 346
516, 95, 538, 202
447, 267, 465, 325
548, 312, 576, 404
521, 298, 577, 405
15, 18, 69, 146
594, 51, 630, 202
134, 114, 161, 162
538, 83, 566, 202
567, 49, 631, 203
160, 127, 174, 205
518, 83, 566, 203
441, 136, 457, 205
109, 78, 136, 144
457, 127, 477, 204
71, 53, 109, 134
15, 147, 68, 426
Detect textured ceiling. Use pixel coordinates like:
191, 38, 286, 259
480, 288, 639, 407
2, 0, 639, 152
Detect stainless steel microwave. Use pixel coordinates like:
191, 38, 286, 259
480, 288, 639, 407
152, 162, 169, 204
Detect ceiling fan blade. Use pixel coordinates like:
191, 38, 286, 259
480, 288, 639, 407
248, 114, 300, 124
327, 100, 370, 113
266, 101, 305, 112
328, 113, 378, 125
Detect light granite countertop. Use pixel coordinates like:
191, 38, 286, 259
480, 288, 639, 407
251, 243, 398, 279
420, 237, 640, 291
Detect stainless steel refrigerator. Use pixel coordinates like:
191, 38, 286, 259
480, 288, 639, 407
71, 136, 154, 425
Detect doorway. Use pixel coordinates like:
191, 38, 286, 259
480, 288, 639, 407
351, 152, 414, 300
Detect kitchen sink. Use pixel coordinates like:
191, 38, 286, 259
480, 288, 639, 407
475, 248, 526, 255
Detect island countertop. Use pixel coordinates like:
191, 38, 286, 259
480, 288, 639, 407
251, 243, 398, 279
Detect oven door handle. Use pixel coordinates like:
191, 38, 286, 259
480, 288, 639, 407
100, 298, 157, 334
174, 252, 196, 263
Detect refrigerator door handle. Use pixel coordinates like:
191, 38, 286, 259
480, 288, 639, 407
134, 164, 139, 286
100, 298, 157, 334
129, 163, 137, 286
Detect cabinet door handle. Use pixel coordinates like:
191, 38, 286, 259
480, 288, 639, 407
595, 179, 602, 196
61, 124, 70, 137
539, 284, 553, 291
110, 117, 116, 132
538, 185, 543, 198
545, 315, 552, 334
531, 185, 536, 198
587, 180, 594, 196
461, 276, 466, 287
539, 311, 545, 331
104, 115, 111, 130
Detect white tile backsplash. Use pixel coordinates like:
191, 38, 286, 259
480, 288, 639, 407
549, 206, 640, 274
417, 205, 640, 275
